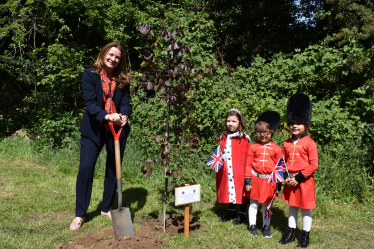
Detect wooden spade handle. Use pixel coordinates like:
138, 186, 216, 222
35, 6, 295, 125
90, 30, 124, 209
114, 140, 121, 179
108, 122, 123, 209
107, 122, 123, 179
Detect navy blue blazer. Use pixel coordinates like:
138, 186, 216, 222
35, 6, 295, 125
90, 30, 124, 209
79, 67, 132, 145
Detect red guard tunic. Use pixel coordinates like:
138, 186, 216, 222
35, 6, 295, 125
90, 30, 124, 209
216, 134, 250, 204
243, 141, 282, 203
281, 135, 318, 209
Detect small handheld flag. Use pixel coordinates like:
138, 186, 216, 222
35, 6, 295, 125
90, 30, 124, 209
206, 146, 225, 172
264, 206, 273, 220
264, 192, 276, 221
264, 156, 289, 220
268, 155, 286, 183
280, 154, 289, 174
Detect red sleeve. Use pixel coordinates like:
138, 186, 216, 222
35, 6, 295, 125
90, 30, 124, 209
301, 139, 318, 178
246, 139, 251, 159
245, 145, 255, 178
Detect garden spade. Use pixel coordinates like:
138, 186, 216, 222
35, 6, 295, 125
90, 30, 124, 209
108, 122, 135, 240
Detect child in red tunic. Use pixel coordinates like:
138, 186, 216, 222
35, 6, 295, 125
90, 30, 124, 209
216, 108, 251, 225
244, 111, 281, 238
279, 93, 318, 248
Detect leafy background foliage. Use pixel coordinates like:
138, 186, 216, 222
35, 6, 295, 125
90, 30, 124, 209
1, 0, 373, 202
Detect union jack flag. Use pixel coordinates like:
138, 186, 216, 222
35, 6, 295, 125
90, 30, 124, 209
206, 146, 225, 172
264, 193, 276, 221
264, 206, 273, 220
267, 155, 287, 183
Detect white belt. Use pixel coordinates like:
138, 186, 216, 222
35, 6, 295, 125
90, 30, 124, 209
252, 169, 272, 179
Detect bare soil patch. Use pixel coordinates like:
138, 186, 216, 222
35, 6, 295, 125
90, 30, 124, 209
141, 214, 201, 236
59, 215, 201, 249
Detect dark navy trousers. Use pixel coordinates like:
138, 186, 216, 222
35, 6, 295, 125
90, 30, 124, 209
75, 127, 128, 218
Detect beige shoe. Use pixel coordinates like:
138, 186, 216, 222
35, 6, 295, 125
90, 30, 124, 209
101, 211, 112, 221
70, 217, 85, 232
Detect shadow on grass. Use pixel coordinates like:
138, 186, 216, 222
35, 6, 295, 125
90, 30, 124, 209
86, 203, 102, 223
121, 187, 148, 219
86, 187, 148, 222
211, 202, 247, 223
212, 202, 227, 218
210, 200, 290, 232
269, 206, 289, 232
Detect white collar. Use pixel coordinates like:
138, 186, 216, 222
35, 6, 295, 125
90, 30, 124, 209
226, 132, 251, 142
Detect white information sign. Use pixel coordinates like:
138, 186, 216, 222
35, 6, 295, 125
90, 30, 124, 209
175, 184, 201, 206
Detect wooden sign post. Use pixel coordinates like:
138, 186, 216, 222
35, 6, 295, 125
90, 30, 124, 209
175, 184, 201, 237
184, 203, 189, 236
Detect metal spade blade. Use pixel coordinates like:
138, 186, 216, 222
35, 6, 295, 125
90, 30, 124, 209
110, 207, 135, 240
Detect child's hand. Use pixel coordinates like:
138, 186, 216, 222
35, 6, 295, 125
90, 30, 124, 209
245, 185, 252, 192
284, 178, 291, 186
288, 177, 299, 187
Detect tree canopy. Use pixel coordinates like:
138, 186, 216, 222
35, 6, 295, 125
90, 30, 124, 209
1, 0, 373, 159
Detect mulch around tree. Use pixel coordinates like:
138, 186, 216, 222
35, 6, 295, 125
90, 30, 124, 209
57, 215, 201, 249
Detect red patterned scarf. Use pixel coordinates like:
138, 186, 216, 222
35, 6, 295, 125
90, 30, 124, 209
101, 70, 117, 114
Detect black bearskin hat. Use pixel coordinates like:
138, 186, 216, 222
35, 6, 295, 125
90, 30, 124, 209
255, 111, 281, 132
287, 93, 312, 125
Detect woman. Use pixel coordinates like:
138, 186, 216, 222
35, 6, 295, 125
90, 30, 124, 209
70, 42, 132, 232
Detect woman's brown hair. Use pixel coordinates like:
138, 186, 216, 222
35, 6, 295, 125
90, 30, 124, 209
93, 41, 130, 88
220, 110, 248, 138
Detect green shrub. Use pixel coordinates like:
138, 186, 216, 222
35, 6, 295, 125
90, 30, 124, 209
316, 140, 373, 203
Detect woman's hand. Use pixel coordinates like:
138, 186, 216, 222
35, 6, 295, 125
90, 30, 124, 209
105, 113, 122, 125
120, 115, 127, 127
245, 185, 252, 192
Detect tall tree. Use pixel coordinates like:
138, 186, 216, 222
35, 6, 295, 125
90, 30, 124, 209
316, 0, 374, 48
202, 0, 324, 66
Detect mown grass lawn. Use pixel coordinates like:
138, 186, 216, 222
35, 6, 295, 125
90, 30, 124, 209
0, 137, 374, 248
